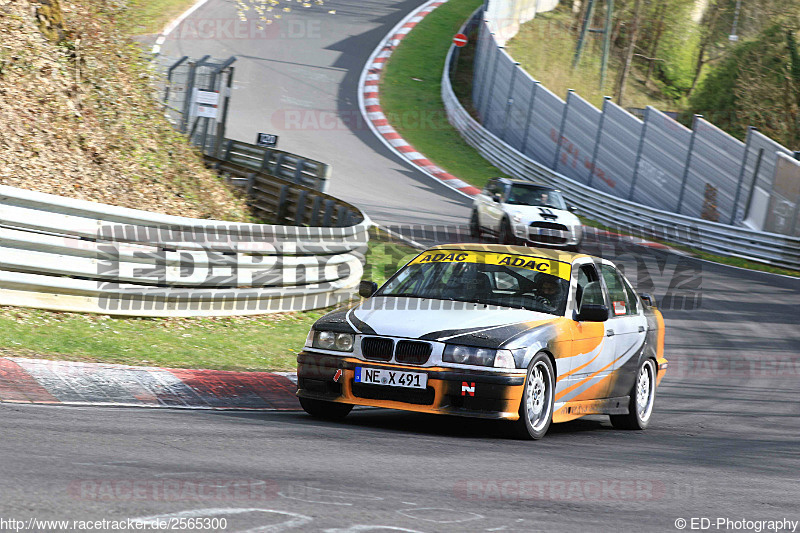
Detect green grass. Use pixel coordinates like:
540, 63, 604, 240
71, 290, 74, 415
379, 0, 508, 190
0, 231, 419, 370
124, 0, 200, 35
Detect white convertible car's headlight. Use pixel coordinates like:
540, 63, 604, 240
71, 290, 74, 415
511, 213, 523, 224
310, 330, 355, 352
443, 345, 516, 368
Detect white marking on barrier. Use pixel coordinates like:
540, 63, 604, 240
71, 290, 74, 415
389, 139, 410, 148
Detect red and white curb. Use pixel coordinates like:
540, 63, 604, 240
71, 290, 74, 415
358, 0, 481, 199
0, 358, 299, 410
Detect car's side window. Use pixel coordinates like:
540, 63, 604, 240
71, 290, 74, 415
621, 275, 640, 315
601, 264, 632, 316
576, 263, 603, 310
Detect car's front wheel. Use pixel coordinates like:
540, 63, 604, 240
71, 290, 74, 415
610, 359, 657, 430
499, 217, 515, 245
470, 210, 481, 240
299, 397, 353, 420
511, 352, 555, 440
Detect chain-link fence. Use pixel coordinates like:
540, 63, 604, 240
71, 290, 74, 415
471, 2, 800, 236
161, 55, 236, 157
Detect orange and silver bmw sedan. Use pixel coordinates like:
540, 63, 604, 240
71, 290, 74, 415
296, 244, 667, 439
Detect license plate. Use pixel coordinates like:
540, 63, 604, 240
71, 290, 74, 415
354, 367, 427, 389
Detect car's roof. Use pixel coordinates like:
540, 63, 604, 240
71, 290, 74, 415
495, 178, 558, 189
422, 243, 591, 263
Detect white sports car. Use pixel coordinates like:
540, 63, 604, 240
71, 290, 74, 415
471, 178, 583, 251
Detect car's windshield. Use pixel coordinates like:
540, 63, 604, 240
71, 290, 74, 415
506, 184, 567, 209
377, 251, 571, 315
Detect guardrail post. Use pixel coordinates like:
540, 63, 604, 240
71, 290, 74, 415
322, 199, 336, 227
222, 139, 234, 161
743, 147, 764, 222
730, 126, 755, 225
246, 173, 257, 197
628, 106, 651, 200
335, 205, 347, 227
588, 96, 611, 187
293, 160, 306, 186
479, 44, 503, 122
520, 81, 540, 156
552, 90, 574, 171
309, 195, 323, 226
295, 190, 308, 226
276, 185, 290, 224
501, 63, 520, 143
676, 114, 702, 214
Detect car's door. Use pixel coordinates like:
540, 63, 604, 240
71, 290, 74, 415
600, 263, 648, 399
484, 181, 507, 232
476, 179, 498, 229
557, 261, 617, 403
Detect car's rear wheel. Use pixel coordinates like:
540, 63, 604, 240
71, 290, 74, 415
299, 397, 353, 420
499, 217, 515, 245
610, 359, 656, 430
511, 352, 554, 440
470, 210, 481, 240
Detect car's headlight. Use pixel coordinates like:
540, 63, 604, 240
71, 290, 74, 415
443, 345, 516, 368
311, 330, 355, 352
512, 213, 523, 224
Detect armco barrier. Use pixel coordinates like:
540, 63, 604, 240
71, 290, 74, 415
442, 29, 800, 270
0, 163, 369, 316
217, 139, 331, 192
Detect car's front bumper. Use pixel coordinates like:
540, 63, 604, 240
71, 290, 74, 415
296, 352, 525, 420
514, 224, 581, 246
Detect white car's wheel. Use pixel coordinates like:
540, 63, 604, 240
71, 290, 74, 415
610, 359, 656, 430
511, 352, 554, 440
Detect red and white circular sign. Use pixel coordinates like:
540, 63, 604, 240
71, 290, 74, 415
453, 33, 468, 47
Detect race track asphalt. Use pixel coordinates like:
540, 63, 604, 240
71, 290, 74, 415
2, 1, 798, 531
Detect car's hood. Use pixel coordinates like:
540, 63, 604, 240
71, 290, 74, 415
506, 205, 580, 226
347, 297, 559, 348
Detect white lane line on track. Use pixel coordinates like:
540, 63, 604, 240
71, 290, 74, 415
151, 0, 211, 55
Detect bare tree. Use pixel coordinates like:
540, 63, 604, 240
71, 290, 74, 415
615, 0, 645, 106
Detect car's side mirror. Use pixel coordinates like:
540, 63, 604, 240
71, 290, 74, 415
359, 280, 378, 298
640, 293, 654, 307
492, 193, 502, 203
568, 205, 578, 213
575, 304, 609, 322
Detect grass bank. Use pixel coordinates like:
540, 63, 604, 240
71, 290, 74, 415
0, 231, 420, 371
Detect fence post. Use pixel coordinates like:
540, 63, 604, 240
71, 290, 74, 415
214, 58, 237, 158
628, 106, 651, 200
742, 147, 764, 222
588, 96, 611, 187
521, 81, 540, 156
552, 90, 574, 171
479, 45, 503, 122
730, 126, 755, 224
676, 114, 702, 214
473, 26, 494, 115
501, 63, 520, 143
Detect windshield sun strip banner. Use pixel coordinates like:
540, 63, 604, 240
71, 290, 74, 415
410, 251, 571, 281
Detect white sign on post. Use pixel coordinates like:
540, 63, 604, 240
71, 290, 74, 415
192, 89, 219, 119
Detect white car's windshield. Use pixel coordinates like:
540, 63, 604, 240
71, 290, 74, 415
378, 254, 570, 315
506, 184, 567, 209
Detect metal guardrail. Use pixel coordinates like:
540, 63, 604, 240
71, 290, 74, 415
442, 31, 800, 270
0, 173, 370, 316
217, 139, 331, 192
